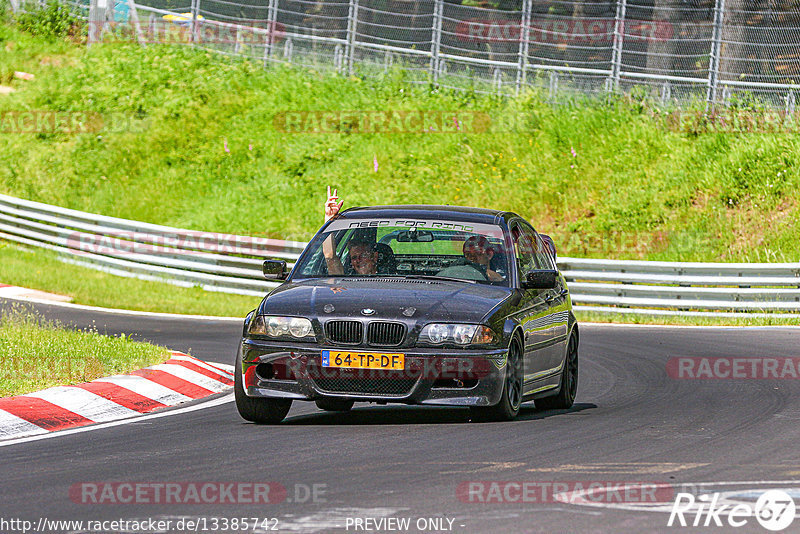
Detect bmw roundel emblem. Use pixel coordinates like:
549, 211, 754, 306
361, 308, 376, 316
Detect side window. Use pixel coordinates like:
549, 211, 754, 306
533, 234, 555, 270
519, 222, 554, 270
511, 222, 536, 277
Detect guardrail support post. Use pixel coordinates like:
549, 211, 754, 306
706, 0, 725, 110
430, 0, 443, 84
610, 0, 627, 91
345, 0, 359, 75
8, 0, 19, 14
515, 0, 532, 95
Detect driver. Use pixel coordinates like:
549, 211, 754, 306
462, 235, 504, 282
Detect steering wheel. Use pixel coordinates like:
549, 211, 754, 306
435, 262, 488, 281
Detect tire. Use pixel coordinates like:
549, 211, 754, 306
535, 331, 578, 411
315, 398, 355, 412
234, 350, 292, 424
470, 335, 523, 422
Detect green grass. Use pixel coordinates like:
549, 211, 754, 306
0, 307, 171, 396
0, 243, 261, 316
1, 22, 799, 324
1, 22, 798, 262
575, 310, 800, 327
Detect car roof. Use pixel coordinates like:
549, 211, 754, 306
338, 205, 516, 225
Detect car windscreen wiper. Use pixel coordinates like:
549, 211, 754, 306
399, 274, 477, 284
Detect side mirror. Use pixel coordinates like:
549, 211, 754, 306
522, 270, 557, 290
263, 260, 288, 280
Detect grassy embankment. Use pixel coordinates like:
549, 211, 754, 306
0, 308, 170, 396
0, 12, 798, 323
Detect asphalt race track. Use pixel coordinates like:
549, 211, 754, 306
2, 298, 800, 533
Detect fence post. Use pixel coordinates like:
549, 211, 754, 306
88, 0, 107, 47
126, 0, 147, 47
263, 0, 278, 66
345, 0, 359, 75
493, 68, 502, 94
706, 0, 725, 109
190, 0, 200, 44
548, 71, 558, 99
610, 0, 626, 91
284, 37, 293, 62
8, 0, 18, 14
430, 0, 443, 84
515, 0, 532, 95
660, 81, 671, 104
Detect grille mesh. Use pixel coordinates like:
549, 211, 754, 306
367, 322, 406, 346
313, 375, 416, 396
325, 321, 363, 344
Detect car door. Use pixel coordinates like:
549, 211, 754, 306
521, 221, 570, 374
507, 220, 553, 390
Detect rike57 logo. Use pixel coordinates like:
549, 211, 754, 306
668, 490, 796, 531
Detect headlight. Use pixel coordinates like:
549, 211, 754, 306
248, 316, 315, 340
419, 324, 496, 346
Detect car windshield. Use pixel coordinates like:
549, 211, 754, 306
293, 217, 511, 286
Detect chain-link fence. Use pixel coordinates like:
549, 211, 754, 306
15, 0, 800, 108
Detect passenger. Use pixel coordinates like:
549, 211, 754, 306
322, 187, 378, 276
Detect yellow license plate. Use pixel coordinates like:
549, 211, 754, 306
322, 350, 405, 370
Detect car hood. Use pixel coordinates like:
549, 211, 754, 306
258, 277, 512, 323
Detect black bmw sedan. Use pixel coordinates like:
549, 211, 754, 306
235, 205, 578, 423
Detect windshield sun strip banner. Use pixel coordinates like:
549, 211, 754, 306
324, 219, 504, 237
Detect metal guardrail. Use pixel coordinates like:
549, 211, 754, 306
0, 194, 799, 317
0, 193, 304, 296
559, 258, 800, 317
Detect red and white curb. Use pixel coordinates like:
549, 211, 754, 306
0, 352, 233, 441
0, 283, 73, 302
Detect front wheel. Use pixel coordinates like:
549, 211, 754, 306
470, 335, 523, 422
535, 332, 578, 411
234, 349, 292, 424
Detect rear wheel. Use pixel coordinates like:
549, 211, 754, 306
315, 398, 355, 412
470, 335, 523, 422
234, 350, 292, 424
535, 331, 578, 411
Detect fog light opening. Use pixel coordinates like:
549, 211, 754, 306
255, 362, 275, 380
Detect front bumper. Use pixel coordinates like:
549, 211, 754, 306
240, 339, 508, 407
